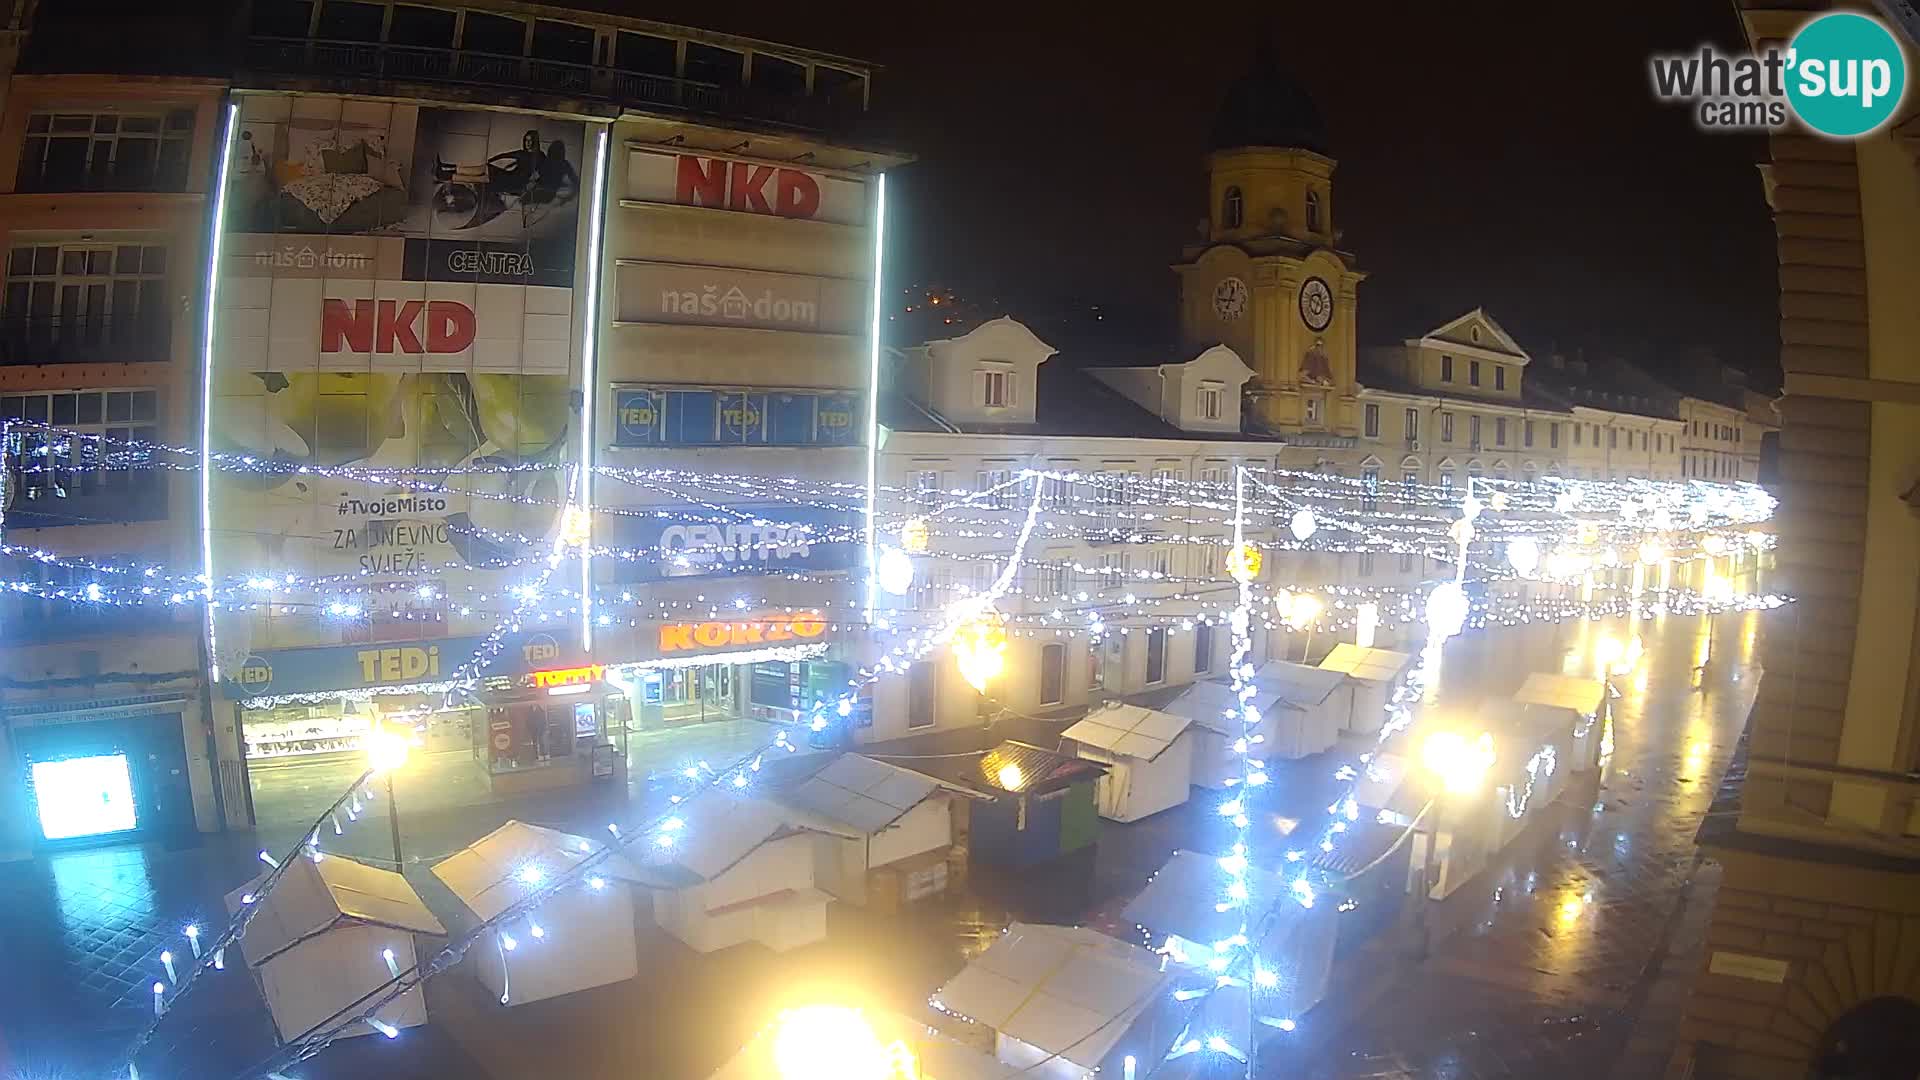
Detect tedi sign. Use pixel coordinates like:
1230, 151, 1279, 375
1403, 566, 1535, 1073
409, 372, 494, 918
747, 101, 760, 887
322, 298, 478, 354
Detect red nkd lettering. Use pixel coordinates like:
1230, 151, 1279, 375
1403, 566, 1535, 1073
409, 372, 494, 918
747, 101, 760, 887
671, 155, 824, 221
320, 299, 477, 354
674, 154, 727, 208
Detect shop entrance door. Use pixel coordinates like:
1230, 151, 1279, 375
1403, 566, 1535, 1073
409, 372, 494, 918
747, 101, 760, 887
700, 665, 734, 720
13, 713, 193, 847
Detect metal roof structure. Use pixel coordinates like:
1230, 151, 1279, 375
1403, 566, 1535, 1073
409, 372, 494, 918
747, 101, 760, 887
1120, 849, 1290, 946
1318, 643, 1415, 684
1061, 703, 1194, 763
974, 741, 1107, 796
769, 753, 943, 836
931, 922, 1171, 1072
1513, 672, 1607, 716
430, 820, 646, 922
1161, 677, 1288, 735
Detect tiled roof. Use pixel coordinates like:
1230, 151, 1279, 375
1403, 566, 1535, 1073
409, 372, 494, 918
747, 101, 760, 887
975, 740, 1106, 795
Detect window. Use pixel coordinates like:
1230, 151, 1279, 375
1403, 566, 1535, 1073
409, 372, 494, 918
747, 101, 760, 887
1194, 543, 1221, 580
1549, 423, 1560, 449
1145, 628, 1168, 685
389, 5, 457, 47
1494, 418, 1506, 446
979, 369, 1011, 408
1149, 547, 1173, 578
1362, 465, 1380, 509
913, 468, 942, 507
1402, 470, 1418, 495
752, 55, 809, 98
977, 467, 1014, 510
1222, 186, 1244, 229
908, 662, 938, 727
19, 110, 196, 193
1441, 355, 1454, 383
1523, 420, 1534, 448
1042, 472, 1072, 511
1304, 395, 1322, 425
1039, 644, 1067, 706
1592, 424, 1600, 444
1, 389, 163, 525
1441, 412, 1455, 443
1306, 189, 1323, 233
1359, 552, 1375, 577
1363, 403, 1380, 438
1495, 366, 1507, 391
1399, 551, 1416, 573
1573, 423, 1582, 446
1470, 415, 1482, 447
1609, 428, 1618, 449
5, 243, 170, 355
1469, 360, 1482, 387
1404, 408, 1419, 442
614, 31, 677, 74
1439, 469, 1454, 491
1197, 382, 1224, 421
684, 42, 745, 86
1194, 627, 1215, 675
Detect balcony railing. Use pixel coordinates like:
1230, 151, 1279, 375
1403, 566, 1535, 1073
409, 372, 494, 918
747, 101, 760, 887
243, 37, 866, 133
0, 316, 171, 367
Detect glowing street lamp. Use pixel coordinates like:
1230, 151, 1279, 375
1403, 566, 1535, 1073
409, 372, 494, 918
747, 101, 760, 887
366, 721, 412, 869
952, 612, 1007, 693
1285, 591, 1322, 661
1420, 731, 1495, 796
770, 1005, 916, 1080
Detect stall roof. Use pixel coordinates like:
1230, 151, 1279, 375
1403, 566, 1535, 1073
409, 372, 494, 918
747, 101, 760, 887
632, 791, 802, 889
431, 820, 646, 922
768, 753, 944, 836
1121, 849, 1290, 946
1350, 752, 1412, 812
974, 741, 1107, 796
1514, 672, 1607, 716
709, 1007, 1020, 1080
1250, 661, 1349, 708
227, 853, 444, 966
1062, 704, 1194, 763
1319, 644, 1415, 684
931, 922, 1172, 1071
1161, 678, 1286, 735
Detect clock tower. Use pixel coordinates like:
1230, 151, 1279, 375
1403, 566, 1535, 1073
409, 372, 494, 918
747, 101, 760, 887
1173, 47, 1365, 437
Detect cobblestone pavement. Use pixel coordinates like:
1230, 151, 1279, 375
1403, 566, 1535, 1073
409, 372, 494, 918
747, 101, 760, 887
0, 608, 1765, 1080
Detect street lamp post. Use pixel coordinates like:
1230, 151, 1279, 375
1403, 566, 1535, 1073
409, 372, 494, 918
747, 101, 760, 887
1416, 729, 1495, 958
367, 724, 411, 870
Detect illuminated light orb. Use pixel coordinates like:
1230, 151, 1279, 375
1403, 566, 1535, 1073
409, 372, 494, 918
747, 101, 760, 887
1506, 537, 1541, 576
1461, 494, 1483, 521
1487, 492, 1510, 512
899, 517, 930, 554
1289, 508, 1317, 541
1554, 489, 1578, 513
770, 1006, 909, 1080
875, 548, 915, 596
1425, 582, 1469, 640
559, 506, 592, 548
1703, 535, 1728, 556
1227, 543, 1263, 583
366, 726, 411, 773
952, 611, 1008, 693
1638, 541, 1666, 566
1420, 730, 1496, 795
1447, 518, 1475, 548
1286, 592, 1322, 631
1747, 530, 1769, 550
1600, 546, 1620, 567
997, 763, 1026, 791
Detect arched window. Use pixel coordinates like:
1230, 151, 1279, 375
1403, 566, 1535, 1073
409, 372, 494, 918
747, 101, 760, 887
1305, 190, 1323, 233
1222, 186, 1244, 229
1039, 643, 1066, 706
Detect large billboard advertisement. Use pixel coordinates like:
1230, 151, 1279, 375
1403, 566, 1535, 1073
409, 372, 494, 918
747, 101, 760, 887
213, 95, 588, 653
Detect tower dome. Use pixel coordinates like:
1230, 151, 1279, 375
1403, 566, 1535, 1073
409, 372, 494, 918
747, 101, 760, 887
1208, 45, 1329, 155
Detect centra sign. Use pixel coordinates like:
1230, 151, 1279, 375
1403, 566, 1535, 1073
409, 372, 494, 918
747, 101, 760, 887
658, 611, 829, 653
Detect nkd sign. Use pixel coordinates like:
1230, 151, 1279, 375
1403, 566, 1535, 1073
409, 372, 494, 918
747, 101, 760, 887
322, 298, 476, 354
625, 148, 869, 227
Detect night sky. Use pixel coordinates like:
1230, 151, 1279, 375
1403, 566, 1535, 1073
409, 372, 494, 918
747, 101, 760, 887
708, 0, 1780, 381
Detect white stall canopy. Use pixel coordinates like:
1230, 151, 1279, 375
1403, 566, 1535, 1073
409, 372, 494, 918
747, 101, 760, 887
430, 820, 647, 1006
1164, 677, 1287, 787
225, 853, 443, 1041
1061, 703, 1196, 822
1318, 644, 1414, 736
767, 753, 960, 905
932, 922, 1180, 1079
636, 791, 830, 953
1248, 660, 1350, 758
775, 752, 943, 840
1513, 672, 1607, 717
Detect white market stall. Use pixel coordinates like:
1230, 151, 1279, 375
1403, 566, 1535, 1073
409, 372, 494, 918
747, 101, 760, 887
766, 753, 961, 909
709, 1005, 1019, 1080
1481, 702, 1578, 850
1248, 660, 1350, 759
1513, 672, 1610, 772
1120, 849, 1336, 1023
1059, 703, 1195, 822
636, 790, 830, 954
225, 853, 443, 1042
1163, 677, 1285, 788
1317, 644, 1415, 736
430, 820, 646, 1007
931, 922, 1186, 1080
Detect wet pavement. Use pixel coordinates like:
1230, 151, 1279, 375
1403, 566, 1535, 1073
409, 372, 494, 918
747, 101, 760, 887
0, 607, 1766, 1080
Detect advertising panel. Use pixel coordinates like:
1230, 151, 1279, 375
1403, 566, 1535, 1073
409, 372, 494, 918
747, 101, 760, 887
615, 261, 865, 335
213, 96, 588, 648
612, 386, 861, 448
598, 503, 861, 582
623, 148, 868, 226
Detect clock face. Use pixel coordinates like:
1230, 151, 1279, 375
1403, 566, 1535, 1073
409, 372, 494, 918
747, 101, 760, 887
1212, 277, 1248, 321
1299, 277, 1334, 332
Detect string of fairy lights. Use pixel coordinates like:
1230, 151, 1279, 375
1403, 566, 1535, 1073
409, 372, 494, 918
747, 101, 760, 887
0, 418, 1785, 1080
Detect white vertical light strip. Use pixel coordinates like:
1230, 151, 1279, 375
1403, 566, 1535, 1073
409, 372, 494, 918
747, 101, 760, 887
200, 100, 241, 682
864, 172, 887, 623
577, 125, 611, 653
